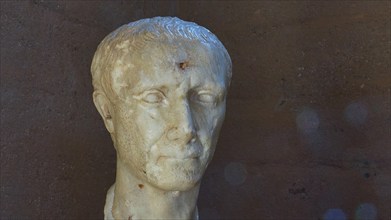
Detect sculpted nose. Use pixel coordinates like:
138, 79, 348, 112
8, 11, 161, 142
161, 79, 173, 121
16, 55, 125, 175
166, 100, 196, 143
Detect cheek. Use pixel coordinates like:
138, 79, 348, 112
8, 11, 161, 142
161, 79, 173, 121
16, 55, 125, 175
134, 106, 167, 146
113, 106, 142, 160
193, 104, 226, 145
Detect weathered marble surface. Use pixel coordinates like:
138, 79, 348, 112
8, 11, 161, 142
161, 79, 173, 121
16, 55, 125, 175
91, 17, 232, 220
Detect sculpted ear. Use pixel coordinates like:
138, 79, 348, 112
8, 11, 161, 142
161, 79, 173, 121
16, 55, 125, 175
93, 91, 114, 134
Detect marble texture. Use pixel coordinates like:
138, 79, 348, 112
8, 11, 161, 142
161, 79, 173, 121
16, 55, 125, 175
91, 17, 232, 220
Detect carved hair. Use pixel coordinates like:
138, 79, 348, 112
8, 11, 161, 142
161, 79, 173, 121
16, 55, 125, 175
91, 17, 232, 100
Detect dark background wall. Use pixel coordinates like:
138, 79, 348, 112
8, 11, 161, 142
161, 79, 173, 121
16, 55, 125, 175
1, 1, 390, 219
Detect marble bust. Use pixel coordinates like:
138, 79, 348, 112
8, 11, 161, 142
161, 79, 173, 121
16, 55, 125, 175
91, 17, 232, 220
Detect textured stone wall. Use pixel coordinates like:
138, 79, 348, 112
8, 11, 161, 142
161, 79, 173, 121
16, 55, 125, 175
1, 1, 390, 219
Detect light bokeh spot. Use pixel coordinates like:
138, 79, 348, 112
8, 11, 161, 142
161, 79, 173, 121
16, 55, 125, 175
224, 162, 247, 186
323, 208, 347, 220
355, 203, 377, 220
344, 101, 368, 126
296, 107, 320, 134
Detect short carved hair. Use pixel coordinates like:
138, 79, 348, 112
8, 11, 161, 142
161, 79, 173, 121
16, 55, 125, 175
91, 17, 232, 99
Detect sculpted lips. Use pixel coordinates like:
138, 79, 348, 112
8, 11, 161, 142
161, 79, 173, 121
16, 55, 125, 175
157, 154, 200, 161
158, 155, 199, 161
156, 150, 201, 163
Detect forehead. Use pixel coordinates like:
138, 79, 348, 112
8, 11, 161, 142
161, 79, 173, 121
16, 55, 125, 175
112, 39, 228, 91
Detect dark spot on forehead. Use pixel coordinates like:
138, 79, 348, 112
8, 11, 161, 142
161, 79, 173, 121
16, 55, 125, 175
178, 61, 189, 70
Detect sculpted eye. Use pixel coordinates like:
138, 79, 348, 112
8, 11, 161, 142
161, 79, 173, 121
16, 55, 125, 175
193, 91, 217, 104
141, 90, 166, 104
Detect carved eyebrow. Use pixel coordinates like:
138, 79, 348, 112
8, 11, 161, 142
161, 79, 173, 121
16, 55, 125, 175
128, 79, 168, 93
132, 86, 168, 96
194, 84, 225, 94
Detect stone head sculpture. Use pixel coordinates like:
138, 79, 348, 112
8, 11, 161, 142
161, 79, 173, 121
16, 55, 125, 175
91, 17, 232, 219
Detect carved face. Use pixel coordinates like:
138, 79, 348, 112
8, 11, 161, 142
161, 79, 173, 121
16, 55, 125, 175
100, 40, 229, 191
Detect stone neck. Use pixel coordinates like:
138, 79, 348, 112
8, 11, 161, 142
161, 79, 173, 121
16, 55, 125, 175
111, 159, 200, 220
